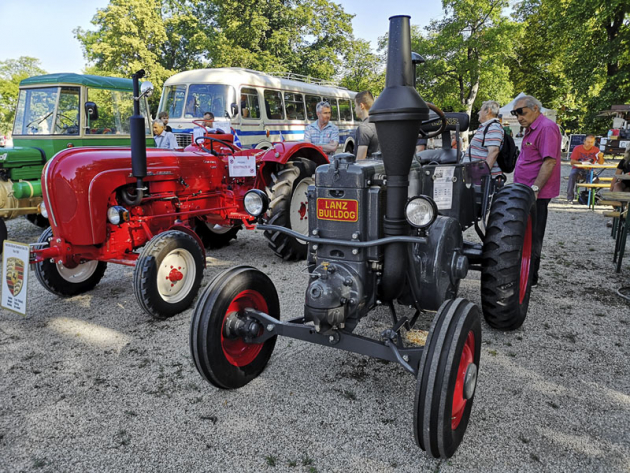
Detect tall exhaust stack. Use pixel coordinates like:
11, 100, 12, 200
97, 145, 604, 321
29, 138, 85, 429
369, 15, 430, 301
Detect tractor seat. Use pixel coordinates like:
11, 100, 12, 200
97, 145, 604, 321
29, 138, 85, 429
416, 148, 460, 165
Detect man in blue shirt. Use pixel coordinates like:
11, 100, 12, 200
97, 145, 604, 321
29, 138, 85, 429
153, 120, 177, 149
304, 101, 339, 156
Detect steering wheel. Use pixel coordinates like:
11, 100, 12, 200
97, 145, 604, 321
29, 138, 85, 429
55, 113, 79, 134
194, 135, 239, 156
418, 103, 447, 139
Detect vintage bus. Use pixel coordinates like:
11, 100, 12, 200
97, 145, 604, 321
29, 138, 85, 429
157, 68, 358, 152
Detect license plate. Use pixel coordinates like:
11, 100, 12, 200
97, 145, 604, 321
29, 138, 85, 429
316, 198, 358, 222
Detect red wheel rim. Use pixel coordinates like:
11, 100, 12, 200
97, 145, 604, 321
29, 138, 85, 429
519, 215, 533, 304
451, 331, 475, 430
220, 290, 268, 367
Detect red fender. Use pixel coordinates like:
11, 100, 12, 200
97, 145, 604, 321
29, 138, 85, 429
167, 224, 207, 267
257, 141, 328, 189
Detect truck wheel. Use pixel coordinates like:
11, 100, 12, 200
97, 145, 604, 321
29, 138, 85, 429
481, 183, 536, 330
414, 298, 481, 459
264, 158, 316, 260
25, 214, 49, 228
35, 227, 107, 296
190, 266, 279, 389
0, 219, 6, 255
194, 221, 240, 249
134, 230, 204, 319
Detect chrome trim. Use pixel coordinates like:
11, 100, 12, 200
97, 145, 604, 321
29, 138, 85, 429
42, 160, 58, 227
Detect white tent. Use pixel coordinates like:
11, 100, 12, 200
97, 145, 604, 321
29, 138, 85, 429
499, 92, 557, 128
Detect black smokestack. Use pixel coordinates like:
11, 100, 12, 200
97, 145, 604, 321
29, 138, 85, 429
369, 15, 430, 301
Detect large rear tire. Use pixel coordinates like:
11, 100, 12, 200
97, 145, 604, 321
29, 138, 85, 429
194, 220, 240, 249
190, 266, 279, 389
133, 230, 205, 319
25, 214, 49, 228
414, 298, 481, 459
481, 183, 537, 330
264, 158, 316, 260
35, 227, 107, 296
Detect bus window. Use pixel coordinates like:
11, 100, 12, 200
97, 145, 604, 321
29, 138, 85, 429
240, 87, 260, 119
264, 90, 284, 120
305, 95, 320, 121
284, 92, 305, 120
322, 97, 339, 121
185, 84, 235, 119
339, 99, 353, 122
160, 85, 186, 118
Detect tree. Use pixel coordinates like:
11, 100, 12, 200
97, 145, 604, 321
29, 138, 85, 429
405, 0, 520, 119
0, 57, 46, 134
338, 39, 384, 94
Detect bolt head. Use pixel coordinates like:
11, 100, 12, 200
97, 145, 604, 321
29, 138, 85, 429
329, 335, 334, 342
266, 324, 274, 332
313, 244, 318, 250
352, 249, 358, 255
403, 355, 409, 362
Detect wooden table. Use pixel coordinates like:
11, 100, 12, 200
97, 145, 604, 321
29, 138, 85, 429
575, 163, 619, 208
599, 191, 630, 272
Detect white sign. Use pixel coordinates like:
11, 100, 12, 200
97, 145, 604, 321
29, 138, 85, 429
619, 141, 629, 150
432, 166, 454, 210
228, 155, 256, 177
2, 241, 30, 315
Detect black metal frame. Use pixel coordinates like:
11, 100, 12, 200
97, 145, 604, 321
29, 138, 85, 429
243, 308, 424, 376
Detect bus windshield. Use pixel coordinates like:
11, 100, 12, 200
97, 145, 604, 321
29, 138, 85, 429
161, 84, 237, 120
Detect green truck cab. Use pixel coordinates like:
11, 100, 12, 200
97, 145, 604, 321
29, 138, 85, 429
0, 73, 151, 250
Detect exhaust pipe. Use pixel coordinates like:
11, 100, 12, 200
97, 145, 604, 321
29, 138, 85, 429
127, 69, 147, 206
369, 15, 430, 301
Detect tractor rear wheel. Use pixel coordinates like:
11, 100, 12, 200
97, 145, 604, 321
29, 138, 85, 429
134, 230, 204, 319
414, 298, 481, 459
25, 214, 49, 228
190, 266, 279, 389
264, 158, 316, 260
481, 183, 536, 330
35, 227, 107, 296
194, 220, 240, 249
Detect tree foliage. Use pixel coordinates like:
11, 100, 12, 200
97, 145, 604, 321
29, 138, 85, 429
408, 0, 520, 118
0, 57, 46, 134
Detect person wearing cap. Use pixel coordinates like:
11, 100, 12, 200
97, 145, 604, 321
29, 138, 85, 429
304, 101, 339, 156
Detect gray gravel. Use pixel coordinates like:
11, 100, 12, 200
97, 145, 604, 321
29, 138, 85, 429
1, 161, 629, 472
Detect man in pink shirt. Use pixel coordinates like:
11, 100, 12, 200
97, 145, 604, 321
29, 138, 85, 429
566, 134, 604, 202
512, 95, 561, 287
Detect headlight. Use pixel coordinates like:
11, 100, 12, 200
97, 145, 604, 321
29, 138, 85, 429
40, 201, 48, 219
243, 190, 269, 217
405, 196, 437, 229
107, 206, 129, 225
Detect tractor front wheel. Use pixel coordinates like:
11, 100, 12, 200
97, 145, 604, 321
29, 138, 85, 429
414, 298, 481, 459
481, 183, 537, 330
264, 158, 316, 260
35, 227, 107, 296
190, 266, 279, 389
134, 230, 205, 319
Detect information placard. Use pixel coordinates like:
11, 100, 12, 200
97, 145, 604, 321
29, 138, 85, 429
2, 241, 30, 315
228, 155, 256, 177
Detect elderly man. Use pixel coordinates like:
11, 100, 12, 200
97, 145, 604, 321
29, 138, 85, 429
567, 134, 604, 202
304, 101, 339, 156
467, 100, 504, 175
152, 119, 176, 149
512, 95, 562, 288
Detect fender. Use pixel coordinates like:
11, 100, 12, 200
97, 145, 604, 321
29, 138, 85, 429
257, 142, 328, 188
168, 224, 207, 267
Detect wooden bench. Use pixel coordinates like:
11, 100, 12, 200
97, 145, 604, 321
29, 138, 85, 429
599, 191, 630, 272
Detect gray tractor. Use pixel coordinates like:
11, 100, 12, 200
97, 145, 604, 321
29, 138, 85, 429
189, 15, 535, 459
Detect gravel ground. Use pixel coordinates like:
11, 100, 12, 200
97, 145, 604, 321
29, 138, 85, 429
1, 161, 629, 473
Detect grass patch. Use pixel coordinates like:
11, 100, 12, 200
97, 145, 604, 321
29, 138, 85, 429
265, 455, 277, 467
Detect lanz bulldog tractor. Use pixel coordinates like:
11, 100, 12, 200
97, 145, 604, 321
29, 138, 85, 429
189, 15, 536, 458
28, 71, 328, 319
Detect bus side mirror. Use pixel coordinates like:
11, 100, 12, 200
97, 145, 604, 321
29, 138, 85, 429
85, 102, 99, 121
231, 103, 238, 117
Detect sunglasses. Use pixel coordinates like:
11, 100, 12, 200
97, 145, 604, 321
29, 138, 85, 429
511, 106, 530, 117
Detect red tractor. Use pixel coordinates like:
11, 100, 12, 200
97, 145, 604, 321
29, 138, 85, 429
30, 71, 328, 319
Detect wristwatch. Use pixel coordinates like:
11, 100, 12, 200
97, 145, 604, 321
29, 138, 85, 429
531, 185, 540, 193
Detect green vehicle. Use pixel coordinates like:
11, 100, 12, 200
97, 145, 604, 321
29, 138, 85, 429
0, 73, 152, 250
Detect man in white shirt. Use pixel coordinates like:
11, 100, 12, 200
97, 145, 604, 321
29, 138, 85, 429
153, 120, 177, 149
192, 112, 226, 143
